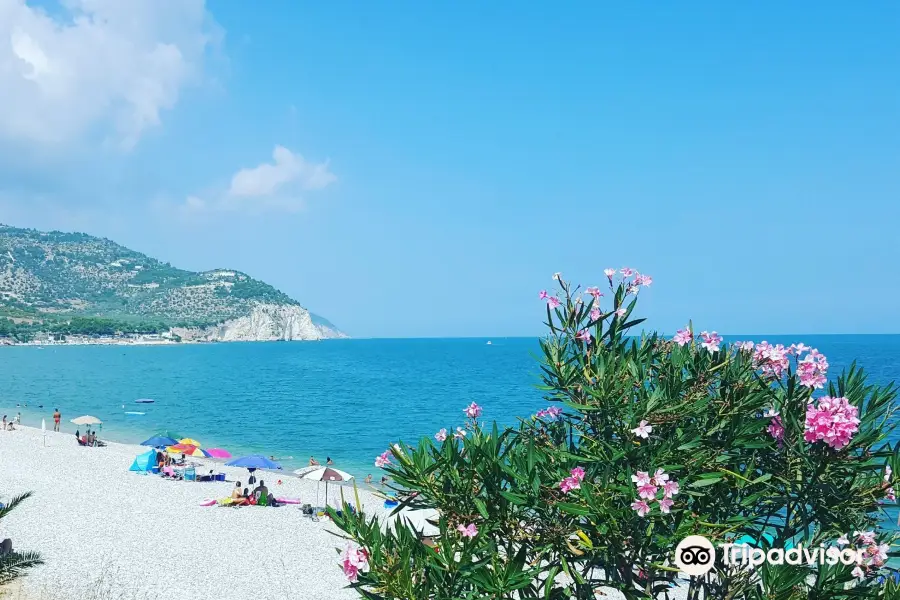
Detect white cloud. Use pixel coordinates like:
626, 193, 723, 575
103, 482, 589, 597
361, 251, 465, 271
228, 145, 336, 197
0, 0, 217, 149
180, 145, 337, 215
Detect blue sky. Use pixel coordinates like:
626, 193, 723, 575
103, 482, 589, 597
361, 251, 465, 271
0, 1, 898, 337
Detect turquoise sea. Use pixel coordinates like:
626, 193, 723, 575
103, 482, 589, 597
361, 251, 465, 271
1, 335, 899, 490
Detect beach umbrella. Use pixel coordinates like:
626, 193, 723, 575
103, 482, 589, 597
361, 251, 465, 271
226, 455, 280, 470
71, 415, 102, 425
166, 443, 199, 455
300, 467, 353, 509
384, 508, 440, 537
41, 418, 46, 447
206, 448, 231, 459
188, 447, 211, 458
179, 438, 201, 447
140, 435, 178, 448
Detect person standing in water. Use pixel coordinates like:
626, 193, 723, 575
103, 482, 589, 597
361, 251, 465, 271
52, 408, 61, 432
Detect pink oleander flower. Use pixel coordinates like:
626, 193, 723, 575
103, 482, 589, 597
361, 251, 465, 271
626, 284, 638, 296
547, 297, 561, 309
631, 499, 651, 517
872, 543, 890, 566
464, 402, 483, 419
375, 451, 392, 468
535, 406, 563, 420
586, 286, 603, 298
631, 420, 652, 439
539, 290, 548, 300
604, 268, 616, 280
735, 341, 754, 351
589, 308, 601, 321
699, 331, 722, 352
788, 342, 810, 355
804, 396, 860, 450
576, 329, 592, 344
620, 267, 635, 277
615, 308, 626, 317
886, 466, 893, 481
435, 428, 447, 442
633, 273, 652, 287
457, 523, 478, 538
837, 534, 849, 546
797, 351, 828, 389
560, 476, 581, 494
662, 480, 680, 498
852, 565, 865, 579
658, 497, 674, 514
753, 341, 790, 378
341, 544, 369, 582
631, 471, 652, 486
637, 483, 658, 500
885, 486, 896, 502
454, 427, 467, 440
570, 466, 586, 482
672, 327, 692, 346
767, 415, 785, 442
855, 531, 877, 545
651, 469, 669, 485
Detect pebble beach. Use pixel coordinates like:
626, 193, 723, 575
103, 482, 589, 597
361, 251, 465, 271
0, 426, 388, 600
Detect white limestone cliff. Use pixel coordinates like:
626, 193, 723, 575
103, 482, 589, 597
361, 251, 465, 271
172, 303, 346, 342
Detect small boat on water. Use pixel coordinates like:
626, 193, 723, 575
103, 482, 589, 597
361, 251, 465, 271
135, 399, 155, 404
486, 341, 492, 345
125, 411, 145, 416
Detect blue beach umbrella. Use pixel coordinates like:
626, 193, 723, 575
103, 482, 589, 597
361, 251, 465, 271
226, 455, 281, 470
141, 435, 178, 448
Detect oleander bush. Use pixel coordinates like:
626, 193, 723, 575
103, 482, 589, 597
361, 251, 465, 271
0, 492, 43, 586
332, 270, 900, 599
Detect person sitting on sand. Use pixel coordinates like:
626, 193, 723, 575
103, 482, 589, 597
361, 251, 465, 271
364, 474, 373, 485
231, 481, 243, 501
253, 480, 269, 502
309, 456, 319, 466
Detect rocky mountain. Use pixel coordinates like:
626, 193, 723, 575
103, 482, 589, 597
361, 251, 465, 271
0, 224, 345, 342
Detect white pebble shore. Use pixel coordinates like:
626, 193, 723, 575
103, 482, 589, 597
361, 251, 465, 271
0, 426, 388, 600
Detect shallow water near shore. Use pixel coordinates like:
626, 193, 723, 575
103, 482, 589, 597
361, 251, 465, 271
1, 335, 899, 506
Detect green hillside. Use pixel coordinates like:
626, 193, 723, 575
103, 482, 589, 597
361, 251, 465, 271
0, 224, 332, 339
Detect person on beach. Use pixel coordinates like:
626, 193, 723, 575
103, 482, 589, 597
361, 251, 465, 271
231, 482, 244, 501
14, 413, 20, 425
52, 408, 61, 432
1, 416, 6, 430
308, 456, 320, 466
253, 480, 269, 502
364, 474, 372, 484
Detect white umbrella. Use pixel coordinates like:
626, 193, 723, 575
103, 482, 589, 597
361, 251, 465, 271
41, 418, 46, 447
70, 415, 102, 425
384, 508, 440, 537
298, 467, 353, 509
297, 466, 353, 481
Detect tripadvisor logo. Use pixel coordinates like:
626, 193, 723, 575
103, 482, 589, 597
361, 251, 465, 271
674, 535, 867, 575
674, 536, 716, 576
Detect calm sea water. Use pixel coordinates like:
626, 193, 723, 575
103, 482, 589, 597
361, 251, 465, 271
1, 335, 898, 487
